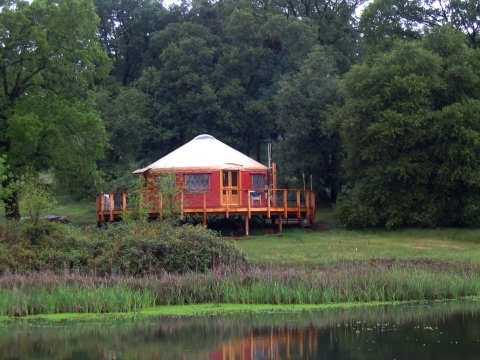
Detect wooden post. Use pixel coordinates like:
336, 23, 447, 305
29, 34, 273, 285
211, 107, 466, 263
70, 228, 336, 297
278, 214, 283, 233
122, 192, 127, 211
109, 193, 114, 222
267, 188, 271, 218
247, 190, 251, 219
203, 190, 207, 226
226, 189, 229, 219
305, 190, 310, 218
283, 189, 287, 219
245, 215, 249, 236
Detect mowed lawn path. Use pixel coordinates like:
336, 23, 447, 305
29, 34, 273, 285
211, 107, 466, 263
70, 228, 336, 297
235, 227, 480, 267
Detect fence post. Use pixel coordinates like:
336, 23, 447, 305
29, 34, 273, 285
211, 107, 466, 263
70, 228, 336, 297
109, 192, 114, 222
267, 188, 271, 218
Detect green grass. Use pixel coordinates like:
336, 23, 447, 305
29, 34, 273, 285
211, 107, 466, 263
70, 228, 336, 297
2, 262, 480, 317
236, 208, 480, 267
51, 195, 96, 226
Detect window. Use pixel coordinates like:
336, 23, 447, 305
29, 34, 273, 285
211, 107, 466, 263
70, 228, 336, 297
252, 174, 266, 189
186, 174, 210, 194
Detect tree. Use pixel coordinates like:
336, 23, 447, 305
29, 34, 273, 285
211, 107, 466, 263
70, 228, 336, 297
332, 26, 480, 228
0, 0, 110, 217
0, 155, 15, 213
272, 0, 365, 73
275, 46, 343, 203
18, 171, 56, 227
448, 0, 480, 49
94, 0, 174, 85
360, 0, 480, 53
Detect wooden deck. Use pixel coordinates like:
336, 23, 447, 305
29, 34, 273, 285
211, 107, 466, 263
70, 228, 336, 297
95, 188, 315, 234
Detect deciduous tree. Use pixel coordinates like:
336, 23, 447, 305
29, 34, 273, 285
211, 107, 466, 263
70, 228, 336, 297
0, 0, 110, 217
275, 46, 343, 202
333, 27, 480, 228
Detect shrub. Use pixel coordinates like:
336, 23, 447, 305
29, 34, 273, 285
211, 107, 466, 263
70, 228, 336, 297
0, 220, 246, 275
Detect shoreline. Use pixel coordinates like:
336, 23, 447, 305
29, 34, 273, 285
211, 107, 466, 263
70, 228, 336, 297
0, 300, 429, 323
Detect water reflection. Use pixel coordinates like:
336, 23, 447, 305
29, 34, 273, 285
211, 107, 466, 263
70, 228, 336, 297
1, 300, 480, 359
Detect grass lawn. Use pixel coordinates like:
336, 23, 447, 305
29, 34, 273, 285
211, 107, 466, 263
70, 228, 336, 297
45, 198, 480, 266
51, 196, 97, 226
235, 208, 480, 267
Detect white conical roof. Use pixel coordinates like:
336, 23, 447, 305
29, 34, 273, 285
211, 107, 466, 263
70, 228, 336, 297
133, 134, 269, 173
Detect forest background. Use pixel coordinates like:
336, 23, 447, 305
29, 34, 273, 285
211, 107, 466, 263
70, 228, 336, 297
1, 0, 480, 229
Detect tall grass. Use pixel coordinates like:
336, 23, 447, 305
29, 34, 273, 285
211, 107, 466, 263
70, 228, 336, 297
1, 261, 480, 316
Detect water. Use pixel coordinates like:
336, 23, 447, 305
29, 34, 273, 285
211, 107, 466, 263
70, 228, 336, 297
1, 300, 480, 359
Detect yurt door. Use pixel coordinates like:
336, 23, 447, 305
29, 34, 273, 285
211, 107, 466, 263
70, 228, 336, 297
222, 171, 239, 205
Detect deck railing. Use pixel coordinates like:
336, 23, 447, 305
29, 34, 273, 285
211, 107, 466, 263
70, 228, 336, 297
96, 188, 315, 223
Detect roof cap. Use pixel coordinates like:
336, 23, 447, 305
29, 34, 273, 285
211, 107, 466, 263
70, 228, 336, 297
194, 134, 216, 140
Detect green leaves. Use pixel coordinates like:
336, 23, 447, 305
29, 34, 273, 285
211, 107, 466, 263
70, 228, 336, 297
334, 27, 480, 228
275, 46, 343, 202
0, 0, 110, 201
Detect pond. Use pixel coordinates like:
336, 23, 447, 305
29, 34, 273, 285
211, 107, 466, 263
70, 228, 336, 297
1, 300, 480, 359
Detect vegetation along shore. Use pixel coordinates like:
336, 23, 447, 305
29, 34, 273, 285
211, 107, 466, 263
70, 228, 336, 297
1, 217, 480, 318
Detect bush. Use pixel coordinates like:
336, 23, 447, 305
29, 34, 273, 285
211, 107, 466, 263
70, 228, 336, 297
0, 220, 247, 275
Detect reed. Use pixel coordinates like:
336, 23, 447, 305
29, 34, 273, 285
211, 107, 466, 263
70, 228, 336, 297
1, 260, 480, 316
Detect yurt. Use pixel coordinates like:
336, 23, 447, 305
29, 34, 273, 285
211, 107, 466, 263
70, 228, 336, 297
132, 134, 271, 208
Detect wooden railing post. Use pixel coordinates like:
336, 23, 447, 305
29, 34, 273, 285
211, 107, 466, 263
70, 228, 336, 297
109, 192, 114, 222
267, 188, 271, 218
226, 189, 229, 219
122, 192, 127, 211
247, 190, 251, 219
283, 189, 287, 219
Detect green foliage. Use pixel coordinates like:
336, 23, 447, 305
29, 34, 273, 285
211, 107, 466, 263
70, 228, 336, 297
0, 0, 110, 204
91, 222, 245, 275
360, 0, 480, 54
0, 156, 15, 210
0, 220, 246, 275
19, 172, 57, 226
332, 27, 480, 228
154, 173, 184, 222
275, 46, 343, 203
